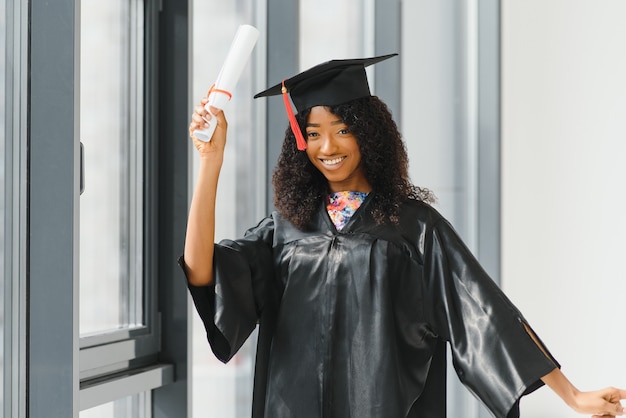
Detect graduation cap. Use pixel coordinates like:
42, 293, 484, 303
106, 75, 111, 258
254, 53, 398, 150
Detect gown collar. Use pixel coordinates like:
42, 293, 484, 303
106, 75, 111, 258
319, 191, 375, 234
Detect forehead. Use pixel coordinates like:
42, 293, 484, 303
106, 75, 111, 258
306, 106, 343, 124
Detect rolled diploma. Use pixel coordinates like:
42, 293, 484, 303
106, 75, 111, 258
194, 24, 260, 142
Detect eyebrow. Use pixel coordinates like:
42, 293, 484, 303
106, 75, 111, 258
306, 119, 345, 128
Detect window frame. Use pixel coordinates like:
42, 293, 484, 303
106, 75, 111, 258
77, 0, 160, 385
3, 0, 29, 416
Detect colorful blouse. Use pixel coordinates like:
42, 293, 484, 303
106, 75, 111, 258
326, 191, 368, 231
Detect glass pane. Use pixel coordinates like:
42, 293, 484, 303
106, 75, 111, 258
80, 392, 150, 418
299, 0, 368, 70
79, 0, 144, 335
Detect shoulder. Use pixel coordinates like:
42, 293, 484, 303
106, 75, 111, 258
391, 198, 460, 255
353, 199, 444, 256
397, 198, 446, 230
397, 200, 475, 261
239, 214, 276, 245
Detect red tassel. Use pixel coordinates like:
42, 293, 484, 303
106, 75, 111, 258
282, 80, 307, 151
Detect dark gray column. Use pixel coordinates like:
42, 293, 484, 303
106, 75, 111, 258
28, 0, 79, 416
265, 0, 299, 213
152, 0, 191, 416
375, 0, 402, 123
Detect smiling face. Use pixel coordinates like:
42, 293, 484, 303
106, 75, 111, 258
304, 106, 371, 193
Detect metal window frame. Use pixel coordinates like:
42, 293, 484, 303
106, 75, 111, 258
3, 0, 28, 416
28, 0, 81, 415
78, 0, 190, 410
78, 0, 161, 384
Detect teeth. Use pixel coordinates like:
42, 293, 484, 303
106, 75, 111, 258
322, 157, 345, 165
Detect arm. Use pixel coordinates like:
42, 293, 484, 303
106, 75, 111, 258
183, 98, 228, 286
523, 323, 626, 416
426, 216, 624, 417
541, 369, 625, 417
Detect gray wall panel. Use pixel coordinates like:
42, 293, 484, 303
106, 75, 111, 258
265, 0, 299, 213
28, 0, 80, 416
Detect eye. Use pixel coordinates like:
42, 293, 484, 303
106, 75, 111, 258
306, 131, 319, 138
337, 128, 350, 135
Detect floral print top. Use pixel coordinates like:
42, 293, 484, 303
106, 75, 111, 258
326, 191, 368, 231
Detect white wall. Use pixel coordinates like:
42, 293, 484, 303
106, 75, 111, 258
502, 1, 626, 416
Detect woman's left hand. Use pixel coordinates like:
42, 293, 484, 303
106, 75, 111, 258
541, 369, 625, 417
570, 387, 625, 417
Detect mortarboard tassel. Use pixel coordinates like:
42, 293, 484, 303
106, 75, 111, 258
282, 80, 307, 151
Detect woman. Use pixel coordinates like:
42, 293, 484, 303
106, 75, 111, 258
182, 54, 625, 417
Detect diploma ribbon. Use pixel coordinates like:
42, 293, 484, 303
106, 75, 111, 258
282, 80, 307, 151
207, 84, 233, 101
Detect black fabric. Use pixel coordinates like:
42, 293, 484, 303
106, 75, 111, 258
184, 195, 558, 418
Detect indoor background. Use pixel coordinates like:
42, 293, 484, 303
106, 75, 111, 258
2, 0, 625, 417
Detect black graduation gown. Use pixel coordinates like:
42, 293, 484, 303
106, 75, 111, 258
182, 194, 559, 418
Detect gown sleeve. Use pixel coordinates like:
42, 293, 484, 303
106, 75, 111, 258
180, 216, 275, 363
424, 217, 559, 418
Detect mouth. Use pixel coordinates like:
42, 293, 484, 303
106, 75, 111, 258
320, 156, 347, 166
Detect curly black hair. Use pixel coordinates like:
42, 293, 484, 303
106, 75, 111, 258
272, 96, 434, 229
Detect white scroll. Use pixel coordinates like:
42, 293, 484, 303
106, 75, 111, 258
194, 24, 260, 142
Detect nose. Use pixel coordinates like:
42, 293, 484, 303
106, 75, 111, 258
319, 134, 337, 154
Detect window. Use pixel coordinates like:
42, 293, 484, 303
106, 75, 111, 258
79, 0, 145, 337
299, 0, 371, 69
78, 0, 164, 411
4, 0, 188, 415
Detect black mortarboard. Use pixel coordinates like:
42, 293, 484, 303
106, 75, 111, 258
254, 53, 398, 150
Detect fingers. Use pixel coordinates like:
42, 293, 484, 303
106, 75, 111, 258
209, 106, 227, 130
187, 94, 229, 153
594, 405, 622, 416
608, 387, 626, 415
578, 387, 626, 417
602, 398, 625, 416
192, 107, 209, 125
600, 395, 625, 417
189, 99, 211, 138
